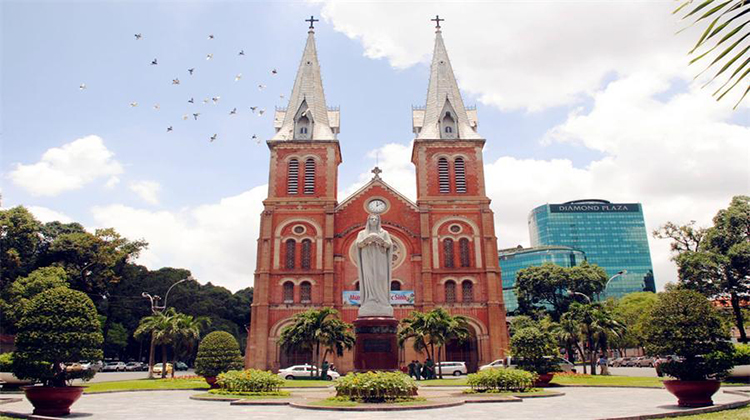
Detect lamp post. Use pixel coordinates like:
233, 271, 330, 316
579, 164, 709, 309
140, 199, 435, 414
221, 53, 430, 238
598, 270, 627, 301
141, 276, 193, 378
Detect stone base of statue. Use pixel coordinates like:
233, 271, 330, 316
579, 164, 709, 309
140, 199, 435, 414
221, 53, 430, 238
353, 316, 399, 372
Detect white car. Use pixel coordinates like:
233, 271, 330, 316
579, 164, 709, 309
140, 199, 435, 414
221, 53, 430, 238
277, 364, 340, 380
479, 357, 576, 373
435, 361, 467, 376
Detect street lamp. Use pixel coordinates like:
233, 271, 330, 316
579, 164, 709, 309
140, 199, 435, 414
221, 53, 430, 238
598, 270, 627, 301
569, 291, 592, 304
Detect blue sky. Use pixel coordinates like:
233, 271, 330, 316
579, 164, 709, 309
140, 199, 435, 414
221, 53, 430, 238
3, 1, 748, 291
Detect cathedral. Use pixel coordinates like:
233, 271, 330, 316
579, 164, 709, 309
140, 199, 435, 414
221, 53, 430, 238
245, 20, 509, 373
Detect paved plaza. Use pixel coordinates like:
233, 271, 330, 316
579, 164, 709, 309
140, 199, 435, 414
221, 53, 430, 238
2, 386, 749, 419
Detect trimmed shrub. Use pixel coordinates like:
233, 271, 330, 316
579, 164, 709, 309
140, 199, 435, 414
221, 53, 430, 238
510, 327, 561, 375
194, 331, 243, 378
0, 352, 13, 372
216, 369, 285, 393
734, 344, 750, 366
467, 368, 537, 393
12, 287, 103, 387
335, 371, 418, 403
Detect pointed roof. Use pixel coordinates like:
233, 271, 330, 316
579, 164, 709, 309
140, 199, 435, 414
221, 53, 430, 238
417, 28, 481, 140
336, 169, 419, 213
272, 29, 335, 141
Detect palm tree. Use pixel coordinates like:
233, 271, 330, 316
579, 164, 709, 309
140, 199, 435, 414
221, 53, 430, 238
169, 313, 210, 378
398, 308, 471, 379
674, 0, 750, 108
555, 314, 587, 374
278, 307, 353, 378
566, 303, 626, 375
134, 308, 176, 379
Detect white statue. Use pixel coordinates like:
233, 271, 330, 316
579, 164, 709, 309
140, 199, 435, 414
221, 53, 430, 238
355, 214, 394, 317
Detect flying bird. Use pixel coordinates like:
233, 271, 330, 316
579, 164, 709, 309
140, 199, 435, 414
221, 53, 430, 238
129, 102, 138, 107
79, 83, 87, 90
210, 134, 217, 142
235, 73, 242, 81
182, 114, 189, 120
229, 107, 237, 115
151, 58, 158, 65
258, 108, 266, 116
134, 33, 142, 40
238, 50, 245, 56
188, 97, 194, 104
279, 94, 285, 99
258, 84, 266, 90
211, 96, 220, 104
153, 104, 160, 110
206, 53, 213, 60
203, 98, 210, 104
250, 106, 258, 113
252, 134, 259, 143
208, 34, 214, 40
172, 78, 180, 85
188, 68, 195, 75
271, 68, 278, 75
167, 126, 173, 132
192, 112, 200, 120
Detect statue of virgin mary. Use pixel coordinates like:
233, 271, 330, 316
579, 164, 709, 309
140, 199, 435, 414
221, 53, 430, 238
355, 214, 394, 317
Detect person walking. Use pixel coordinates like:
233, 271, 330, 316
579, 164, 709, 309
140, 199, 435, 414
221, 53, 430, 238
424, 358, 435, 380
320, 360, 330, 380
407, 360, 416, 379
415, 360, 423, 380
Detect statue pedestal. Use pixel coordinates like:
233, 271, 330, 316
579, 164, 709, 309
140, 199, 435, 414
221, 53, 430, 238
353, 317, 399, 372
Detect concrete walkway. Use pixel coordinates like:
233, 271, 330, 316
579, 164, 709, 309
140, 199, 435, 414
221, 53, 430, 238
1, 387, 749, 419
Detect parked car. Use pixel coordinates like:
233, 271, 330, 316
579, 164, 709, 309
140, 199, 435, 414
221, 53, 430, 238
479, 357, 576, 373
636, 357, 655, 368
277, 364, 340, 380
152, 363, 173, 376
625, 357, 642, 367
78, 361, 101, 371
125, 362, 143, 372
435, 361, 467, 376
609, 357, 624, 367
174, 361, 189, 371
64, 362, 84, 373
102, 361, 127, 372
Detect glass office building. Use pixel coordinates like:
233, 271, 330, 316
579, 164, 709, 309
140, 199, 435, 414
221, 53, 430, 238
528, 199, 656, 299
499, 246, 587, 312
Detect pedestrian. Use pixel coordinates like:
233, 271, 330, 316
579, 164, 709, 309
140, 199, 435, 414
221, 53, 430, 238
598, 354, 609, 376
320, 360, 330, 380
415, 360, 422, 380
407, 360, 416, 379
424, 358, 435, 380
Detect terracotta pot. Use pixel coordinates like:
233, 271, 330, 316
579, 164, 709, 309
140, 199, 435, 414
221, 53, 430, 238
663, 380, 721, 407
204, 376, 219, 389
534, 373, 555, 387
22, 385, 84, 417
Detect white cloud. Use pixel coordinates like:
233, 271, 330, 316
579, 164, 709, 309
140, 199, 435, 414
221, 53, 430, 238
27, 206, 74, 224
105, 176, 120, 189
129, 180, 161, 205
318, 1, 702, 111
91, 186, 266, 292
8, 135, 123, 196
339, 142, 416, 200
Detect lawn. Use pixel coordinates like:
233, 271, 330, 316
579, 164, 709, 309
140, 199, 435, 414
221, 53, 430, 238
418, 375, 738, 388
677, 405, 750, 419
83, 378, 331, 393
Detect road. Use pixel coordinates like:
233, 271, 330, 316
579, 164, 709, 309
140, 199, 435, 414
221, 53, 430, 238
76, 369, 196, 384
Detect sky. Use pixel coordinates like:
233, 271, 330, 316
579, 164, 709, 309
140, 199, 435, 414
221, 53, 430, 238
2, 0, 748, 292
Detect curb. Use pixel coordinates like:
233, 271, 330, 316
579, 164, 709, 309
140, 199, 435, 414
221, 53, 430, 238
230, 400, 291, 406
289, 399, 465, 411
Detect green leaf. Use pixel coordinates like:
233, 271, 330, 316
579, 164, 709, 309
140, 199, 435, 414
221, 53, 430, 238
684, 0, 718, 20
705, 45, 750, 87
696, 31, 750, 78
712, 57, 750, 95
732, 83, 750, 108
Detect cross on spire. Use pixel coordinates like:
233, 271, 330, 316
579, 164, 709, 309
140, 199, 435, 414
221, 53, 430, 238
371, 166, 382, 178
306, 15, 319, 30
431, 15, 444, 30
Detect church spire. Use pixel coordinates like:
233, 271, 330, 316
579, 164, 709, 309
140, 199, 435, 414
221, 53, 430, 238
415, 20, 480, 140
272, 18, 336, 141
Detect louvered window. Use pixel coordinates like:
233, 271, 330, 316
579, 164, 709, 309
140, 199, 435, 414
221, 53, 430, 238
438, 157, 450, 193
287, 159, 299, 195
300, 239, 312, 270
300, 281, 311, 302
285, 239, 296, 269
454, 157, 467, 193
304, 158, 315, 194
443, 238, 455, 268
459, 238, 471, 268
445, 281, 456, 303
283, 282, 294, 303
462, 280, 474, 303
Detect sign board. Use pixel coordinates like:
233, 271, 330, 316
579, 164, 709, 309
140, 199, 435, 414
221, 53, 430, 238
550, 203, 640, 213
343, 290, 415, 306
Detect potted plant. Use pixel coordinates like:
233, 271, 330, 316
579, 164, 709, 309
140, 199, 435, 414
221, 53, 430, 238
643, 289, 735, 407
510, 326, 561, 387
12, 287, 103, 416
194, 331, 243, 388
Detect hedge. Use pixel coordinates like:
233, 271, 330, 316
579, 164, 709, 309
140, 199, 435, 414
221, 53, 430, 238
216, 369, 284, 393
194, 331, 244, 378
334, 371, 418, 402
467, 368, 537, 393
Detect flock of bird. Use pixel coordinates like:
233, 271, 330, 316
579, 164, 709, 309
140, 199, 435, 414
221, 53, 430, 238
79, 32, 282, 144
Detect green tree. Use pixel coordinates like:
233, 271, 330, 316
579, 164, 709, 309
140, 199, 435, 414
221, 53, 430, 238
611, 292, 659, 351
0, 266, 69, 334
564, 302, 625, 375
194, 331, 243, 378
278, 307, 353, 378
170, 313, 210, 378
515, 262, 608, 320
12, 287, 103, 387
0, 207, 43, 289
510, 326, 560, 375
398, 308, 471, 379
655, 195, 750, 343
104, 323, 129, 360
134, 308, 177, 379
553, 315, 585, 371
674, 0, 750, 109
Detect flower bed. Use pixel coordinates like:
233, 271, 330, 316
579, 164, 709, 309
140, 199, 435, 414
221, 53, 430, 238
334, 371, 418, 403
466, 369, 537, 393
216, 369, 285, 394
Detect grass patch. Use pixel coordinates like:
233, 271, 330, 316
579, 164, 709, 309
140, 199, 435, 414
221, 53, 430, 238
309, 396, 427, 407
208, 389, 290, 397
551, 375, 665, 388
418, 378, 468, 387
281, 379, 332, 387
462, 388, 557, 397
676, 405, 750, 419
84, 378, 209, 393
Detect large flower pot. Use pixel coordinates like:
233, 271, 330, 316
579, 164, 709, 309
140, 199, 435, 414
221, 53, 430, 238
663, 380, 721, 407
204, 376, 219, 389
534, 373, 555, 387
22, 385, 85, 417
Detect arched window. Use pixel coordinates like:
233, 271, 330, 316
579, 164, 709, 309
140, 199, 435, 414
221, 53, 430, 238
354, 281, 359, 291
445, 280, 456, 304
304, 158, 315, 194
300, 126, 308, 134
454, 157, 466, 193
296, 113, 311, 139
287, 159, 299, 195
300, 239, 312, 270
459, 238, 471, 268
445, 126, 452, 133
438, 157, 450, 193
443, 238, 455, 268
300, 281, 312, 303
391, 281, 401, 291
462, 280, 474, 303
283, 282, 294, 303
285, 239, 296, 269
